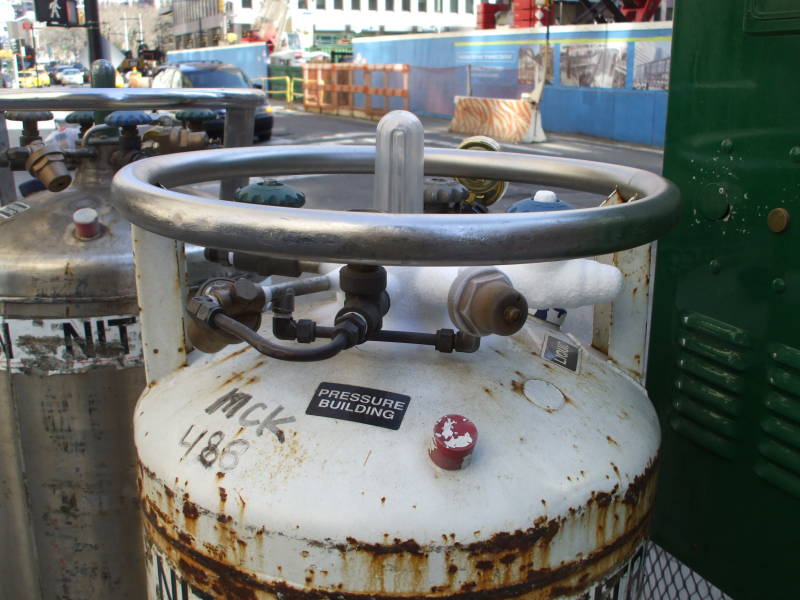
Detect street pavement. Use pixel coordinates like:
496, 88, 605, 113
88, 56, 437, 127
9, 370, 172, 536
262, 101, 663, 211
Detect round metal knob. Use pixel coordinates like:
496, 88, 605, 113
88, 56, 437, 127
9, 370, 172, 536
104, 111, 156, 127
507, 190, 575, 213
234, 179, 306, 207
175, 109, 216, 123
65, 111, 95, 126
5, 110, 53, 122
423, 176, 469, 213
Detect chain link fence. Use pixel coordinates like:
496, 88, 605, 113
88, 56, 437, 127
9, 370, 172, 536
643, 541, 733, 600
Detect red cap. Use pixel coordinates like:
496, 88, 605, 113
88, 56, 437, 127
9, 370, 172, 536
73, 208, 101, 240
429, 414, 478, 470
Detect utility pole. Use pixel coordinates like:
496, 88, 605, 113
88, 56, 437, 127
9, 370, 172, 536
124, 12, 129, 51
84, 0, 104, 62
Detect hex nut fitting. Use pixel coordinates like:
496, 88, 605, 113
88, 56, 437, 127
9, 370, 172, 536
447, 267, 528, 337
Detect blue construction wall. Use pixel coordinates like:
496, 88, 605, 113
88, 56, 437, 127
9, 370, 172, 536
354, 23, 672, 146
167, 42, 270, 82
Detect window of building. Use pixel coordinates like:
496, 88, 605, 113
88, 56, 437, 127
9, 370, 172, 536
242, 0, 252, 7
402, 0, 410, 10
418, 0, 426, 11
369, 0, 377, 9
317, 0, 326, 8
334, 0, 343, 8
450, 0, 457, 11
298, 0, 307, 7
386, 0, 394, 9
352, 0, 361, 8
434, 0, 442, 11
466, 0, 473, 12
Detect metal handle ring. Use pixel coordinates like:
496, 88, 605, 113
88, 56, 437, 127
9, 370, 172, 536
111, 144, 680, 266
0, 88, 265, 111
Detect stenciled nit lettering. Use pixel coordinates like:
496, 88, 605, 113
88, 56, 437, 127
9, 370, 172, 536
0, 317, 137, 360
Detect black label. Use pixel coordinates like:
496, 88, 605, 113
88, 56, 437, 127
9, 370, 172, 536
543, 335, 580, 372
306, 382, 410, 430
0, 201, 30, 220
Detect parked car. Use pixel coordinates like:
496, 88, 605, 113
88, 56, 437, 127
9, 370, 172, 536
59, 68, 85, 86
18, 69, 50, 88
150, 61, 273, 141
51, 65, 75, 84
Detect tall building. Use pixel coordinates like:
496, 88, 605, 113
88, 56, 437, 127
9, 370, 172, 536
170, 0, 477, 50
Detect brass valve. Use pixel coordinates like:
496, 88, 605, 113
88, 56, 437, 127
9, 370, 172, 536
455, 136, 508, 207
142, 126, 210, 154
24, 140, 72, 193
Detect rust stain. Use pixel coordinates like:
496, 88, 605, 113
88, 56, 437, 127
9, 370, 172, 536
140, 455, 660, 600
340, 536, 425, 557
219, 487, 228, 502
217, 370, 246, 391
511, 380, 524, 395
183, 499, 200, 520
483, 387, 493, 397
217, 347, 248, 364
606, 436, 619, 447
592, 492, 612, 508
563, 395, 574, 406
179, 531, 194, 546
216, 472, 226, 480
245, 375, 260, 386
623, 457, 659, 506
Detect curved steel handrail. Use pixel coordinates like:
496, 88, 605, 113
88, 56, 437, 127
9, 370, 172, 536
0, 87, 265, 110
112, 144, 680, 266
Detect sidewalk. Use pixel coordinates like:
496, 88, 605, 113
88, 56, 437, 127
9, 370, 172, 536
269, 99, 663, 174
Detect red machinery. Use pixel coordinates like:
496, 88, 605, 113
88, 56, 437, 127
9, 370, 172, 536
619, 0, 662, 22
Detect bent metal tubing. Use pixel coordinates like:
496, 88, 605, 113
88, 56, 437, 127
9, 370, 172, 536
112, 145, 680, 266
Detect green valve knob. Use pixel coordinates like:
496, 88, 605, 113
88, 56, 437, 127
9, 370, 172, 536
5, 111, 53, 122
66, 111, 95, 126
175, 109, 216, 123
66, 111, 95, 138
6, 111, 53, 145
91, 59, 117, 127
235, 180, 306, 207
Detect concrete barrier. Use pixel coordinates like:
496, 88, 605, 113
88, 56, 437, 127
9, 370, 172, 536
449, 96, 545, 143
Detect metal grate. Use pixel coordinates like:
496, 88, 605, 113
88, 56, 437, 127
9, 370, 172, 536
642, 541, 733, 600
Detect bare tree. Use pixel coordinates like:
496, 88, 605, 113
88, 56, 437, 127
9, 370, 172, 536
98, 3, 160, 52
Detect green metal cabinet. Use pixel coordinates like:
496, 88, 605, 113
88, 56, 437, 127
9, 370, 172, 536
648, 1, 800, 598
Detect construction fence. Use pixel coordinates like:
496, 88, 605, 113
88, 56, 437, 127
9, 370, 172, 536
261, 64, 530, 120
